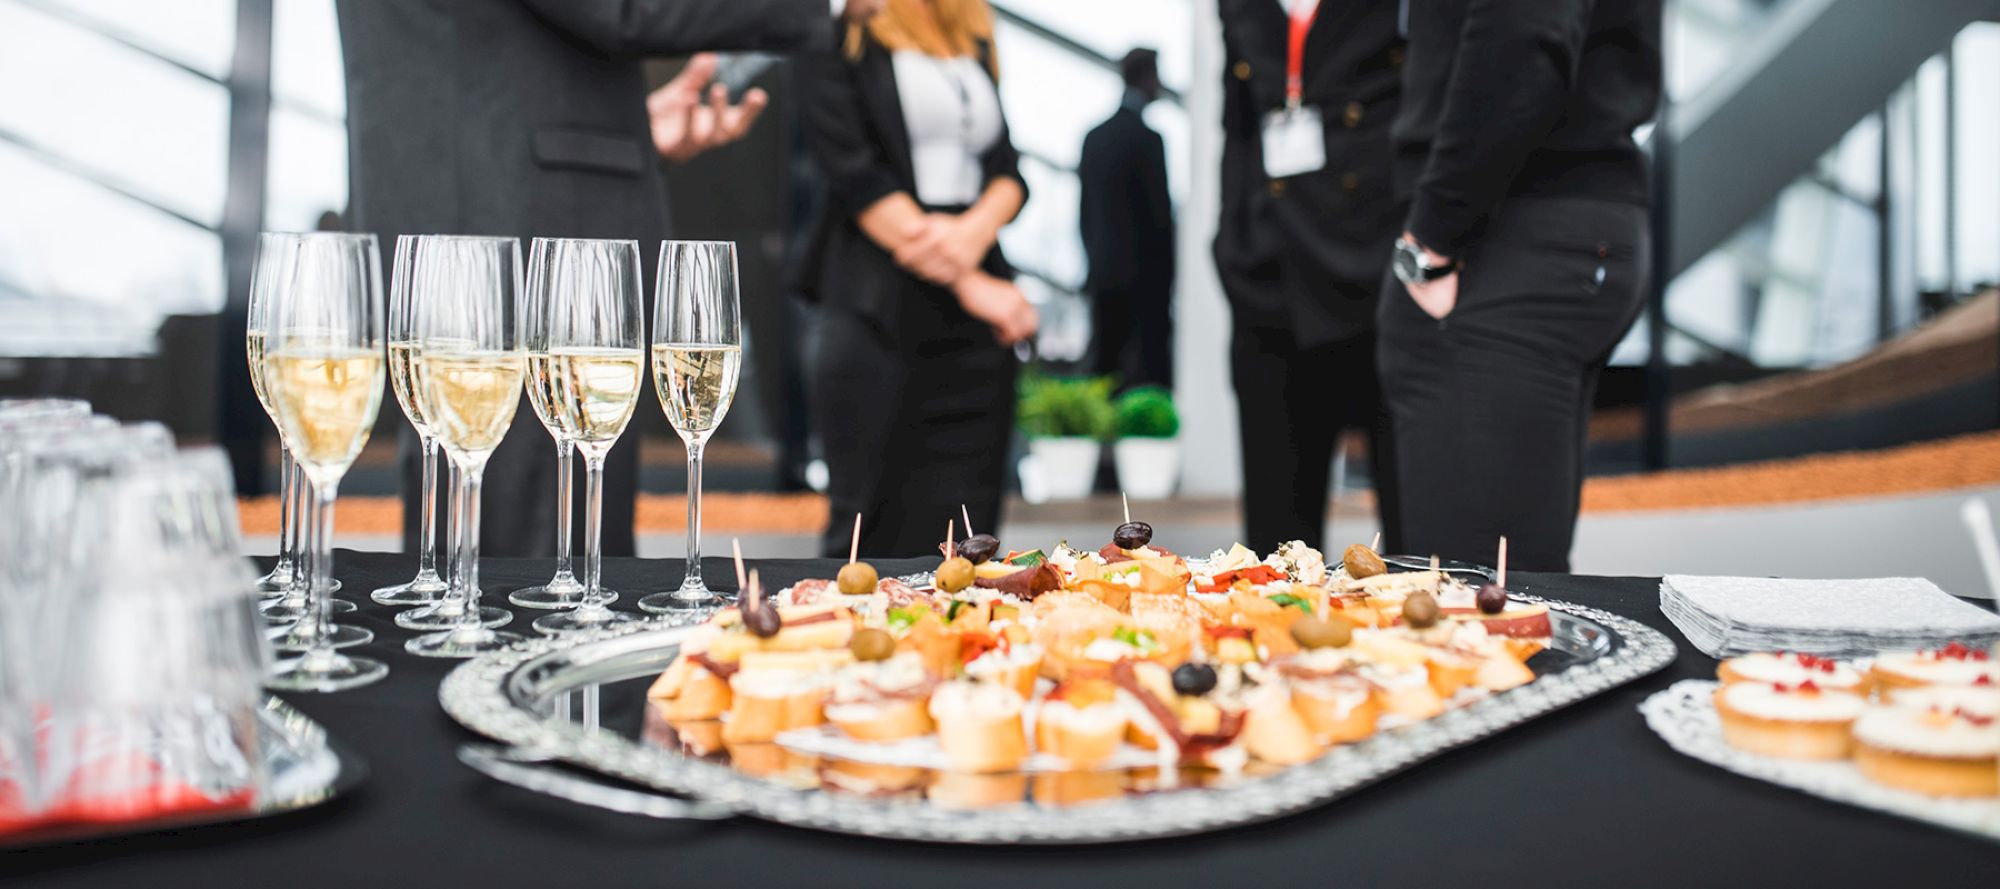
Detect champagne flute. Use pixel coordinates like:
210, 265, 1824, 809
248, 234, 350, 623
371, 238, 449, 606
522, 238, 643, 634
637, 241, 743, 615
404, 235, 527, 658
261, 232, 389, 692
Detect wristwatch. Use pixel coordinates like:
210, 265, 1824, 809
1393, 236, 1459, 285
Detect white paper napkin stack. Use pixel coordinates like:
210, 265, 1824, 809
1660, 575, 2000, 658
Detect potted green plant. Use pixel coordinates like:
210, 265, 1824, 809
1016, 373, 1113, 500
1111, 386, 1180, 499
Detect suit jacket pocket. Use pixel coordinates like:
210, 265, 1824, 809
531, 127, 647, 177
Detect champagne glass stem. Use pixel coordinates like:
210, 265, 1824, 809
457, 463, 487, 627
680, 439, 704, 595
417, 434, 440, 578
582, 452, 606, 608
307, 481, 337, 649
274, 444, 297, 577
553, 439, 576, 581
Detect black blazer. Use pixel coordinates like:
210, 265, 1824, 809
1078, 104, 1174, 298
793, 29, 1027, 338
1211, 0, 1404, 348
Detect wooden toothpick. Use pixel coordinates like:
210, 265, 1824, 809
1370, 531, 1382, 552
848, 512, 861, 565
1122, 492, 1130, 524
731, 537, 748, 592
1497, 536, 1509, 590
1429, 554, 1441, 594
746, 568, 763, 609
961, 504, 974, 537
946, 519, 956, 560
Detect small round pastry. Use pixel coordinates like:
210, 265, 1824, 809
1034, 679, 1126, 769
1716, 652, 1866, 694
825, 653, 936, 742
928, 680, 1029, 773
1852, 686, 2000, 797
836, 561, 878, 596
1870, 643, 1997, 699
1712, 680, 1865, 760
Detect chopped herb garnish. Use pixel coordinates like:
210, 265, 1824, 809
1268, 593, 1313, 614
886, 607, 920, 632
1111, 626, 1160, 654
945, 599, 970, 621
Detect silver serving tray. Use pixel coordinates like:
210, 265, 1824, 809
4, 697, 364, 847
442, 593, 1676, 844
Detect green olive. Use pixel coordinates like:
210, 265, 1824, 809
935, 556, 975, 593
1290, 616, 1352, 649
1343, 544, 1387, 579
1401, 591, 1441, 629
836, 561, 878, 596
849, 627, 896, 661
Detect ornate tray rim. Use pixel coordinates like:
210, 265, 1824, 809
440, 594, 1677, 844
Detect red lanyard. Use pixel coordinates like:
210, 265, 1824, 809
1285, 0, 1321, 109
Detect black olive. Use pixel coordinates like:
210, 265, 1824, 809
1171, 662, 1218, 696
1112, 521, 1154, 550
1402, 592, 1441, 629
958, 534, 1001, 565
744, 603, 782, 638
1476, 583, 1508, 615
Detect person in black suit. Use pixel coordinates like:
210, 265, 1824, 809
1079, 49, 1175, 389
1213, 0, 1404, 555
337, 0, 878, 559
794, 0, 1036, 558
1381, 0, 1662, 571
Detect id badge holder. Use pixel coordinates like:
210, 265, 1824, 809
1261, 104, 1326, 179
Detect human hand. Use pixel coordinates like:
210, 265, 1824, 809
648, 53, 770, 163
893, 213, 994, 286
841, 0, 886, 23
1400, 232, 1458, 319
954, 273, 1039, 346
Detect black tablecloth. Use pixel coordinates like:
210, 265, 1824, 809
7, 552, 1993, 887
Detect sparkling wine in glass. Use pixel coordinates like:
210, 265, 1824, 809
260, 232, 389, 692
522, 238, 644, 634
403, 235, 527, 658
371, 241, 449, 606
638, 241, 742, 615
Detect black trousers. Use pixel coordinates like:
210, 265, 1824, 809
810, 282, 1017, 559
1093, 283, 1173, 388
1231, 324, 1396, 556
1377, 196, 1650, 572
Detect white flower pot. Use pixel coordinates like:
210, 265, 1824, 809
1027, 437, 1101, 501
1114, 437, 1180, 500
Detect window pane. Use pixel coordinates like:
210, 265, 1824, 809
994, 0, 1192, 93
272, 0, 346, 119
999, 157, 1086, 291
38, 0, 235, 79
0, 3, 230, 226
265, 106, 348, 233
0, 142, 222, 357
994, 22, 1123, 170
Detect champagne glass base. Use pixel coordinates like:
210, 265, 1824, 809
532, 607, 637, 635
260, 596, 356, 624
269, 622, 372, 653
255, 566, 294, 596
510, 585, 619, 610
266, 649, 389, 693
371, 573, 448, 605
395, 601, 512, 631
636, 591, 729, 614
406, 625, 525, 659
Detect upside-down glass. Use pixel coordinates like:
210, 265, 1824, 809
638, 241, 743, 614
259, 232, 390, 692
403, 235, 527, 658
372, 237, 449, 606
249, 235, 351, 625
521, 239, 643, 634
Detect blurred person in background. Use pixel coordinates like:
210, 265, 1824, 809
337, 0, 880, 557
1214, 0, 1404, 555
1079, 48, 1175, 389
795, 0, 1036, 558
1381, 0, 1662, 571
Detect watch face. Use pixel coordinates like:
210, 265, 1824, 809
1392, 244, 1420, 284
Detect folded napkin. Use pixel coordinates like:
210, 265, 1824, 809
1660, 575, 2000, 658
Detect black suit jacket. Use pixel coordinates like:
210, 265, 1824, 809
793, 31, 1026, 339
1212, 0, 1404, 348
1078, 104, 1174, 298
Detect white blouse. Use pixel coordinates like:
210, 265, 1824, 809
890, 50, 1004, 207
